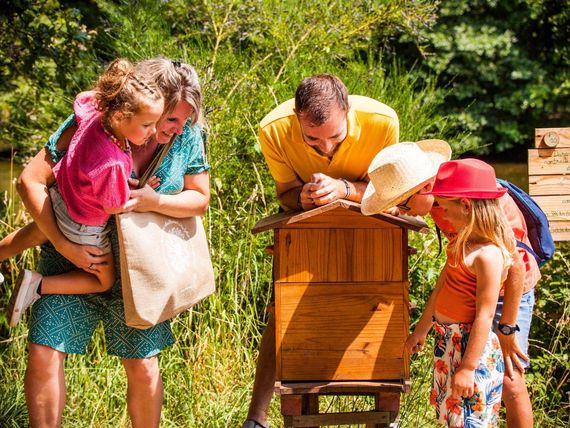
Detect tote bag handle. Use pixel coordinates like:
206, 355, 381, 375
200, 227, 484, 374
137, 135, 176, 188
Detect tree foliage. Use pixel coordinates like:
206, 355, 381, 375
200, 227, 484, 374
388, 0, 570, 154
0, 0, 106, 158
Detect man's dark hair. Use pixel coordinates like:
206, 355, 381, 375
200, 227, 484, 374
294, 74, 349, 126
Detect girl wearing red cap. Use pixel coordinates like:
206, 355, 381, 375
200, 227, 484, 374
405, 159, 517, 427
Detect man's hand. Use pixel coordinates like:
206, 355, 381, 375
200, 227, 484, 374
451, 367, 475, 398
298, 183, 316, 210
384, 206, 400, 216
497, 331, 529, 379
306, 173, 347, 206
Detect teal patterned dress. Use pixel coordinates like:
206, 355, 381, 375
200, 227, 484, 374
29, 114, 210, 358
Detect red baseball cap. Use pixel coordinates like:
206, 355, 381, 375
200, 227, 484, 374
421, 158, 506, 199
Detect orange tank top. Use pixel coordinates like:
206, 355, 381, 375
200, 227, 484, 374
435, 247, 479, 323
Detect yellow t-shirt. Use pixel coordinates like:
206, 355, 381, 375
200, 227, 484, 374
259, 95, 399, 184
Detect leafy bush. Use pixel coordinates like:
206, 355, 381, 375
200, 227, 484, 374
386, 0, 570, 154
0, 0, 105, 159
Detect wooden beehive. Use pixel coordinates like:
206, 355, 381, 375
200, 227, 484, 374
252, 200, 428, 384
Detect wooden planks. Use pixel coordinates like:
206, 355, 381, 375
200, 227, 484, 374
531, 196, 570, 221
528, 148, 570, 175
277, 384, 402, 427
283, 410, 390, 427
529, 175, 570, 196
275, 228, 404, 282
251, 201, 429, 234
529, 127, 570, 241
535, 127, 570, 149
275, 282, 408, 381
274, 380, 409, 394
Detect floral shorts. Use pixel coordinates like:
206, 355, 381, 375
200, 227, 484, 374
431, 321, 504, 427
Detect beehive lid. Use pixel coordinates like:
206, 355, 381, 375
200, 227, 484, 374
251, 199, 429, 234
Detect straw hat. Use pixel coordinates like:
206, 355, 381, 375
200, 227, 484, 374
361, 140, 452, 215
422, 158, 506, 199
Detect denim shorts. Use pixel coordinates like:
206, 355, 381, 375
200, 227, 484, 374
492, 288, 535, 368
49, 185, 111, 250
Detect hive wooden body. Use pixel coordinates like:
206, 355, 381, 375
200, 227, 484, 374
253, 200, 428, 385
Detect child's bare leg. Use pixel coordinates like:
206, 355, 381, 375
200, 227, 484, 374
41, 251, 115, 294
7, 249, 114, 326
0, 222, 47, 261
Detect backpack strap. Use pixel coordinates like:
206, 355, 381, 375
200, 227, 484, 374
516, 240, 540, 265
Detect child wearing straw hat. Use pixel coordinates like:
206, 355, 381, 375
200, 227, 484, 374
362, 147, 539, 428
360, 139, 451, 217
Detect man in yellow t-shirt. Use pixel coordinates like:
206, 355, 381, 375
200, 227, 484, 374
258, 73, 399, 211
242, 74, 399, 428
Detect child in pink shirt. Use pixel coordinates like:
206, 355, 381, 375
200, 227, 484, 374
7, 58, 164, 326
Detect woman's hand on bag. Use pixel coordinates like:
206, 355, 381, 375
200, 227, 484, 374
121, 184, 160, 213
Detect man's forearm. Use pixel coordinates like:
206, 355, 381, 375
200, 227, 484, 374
344, 180, 367, 203
278, 186, 308, 211
277, 177, 368, 210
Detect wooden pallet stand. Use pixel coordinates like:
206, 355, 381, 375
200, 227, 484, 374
252, 200, 428, 427
276, 380, 409, 428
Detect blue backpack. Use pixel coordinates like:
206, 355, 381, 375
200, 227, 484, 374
496, 179, 555, 267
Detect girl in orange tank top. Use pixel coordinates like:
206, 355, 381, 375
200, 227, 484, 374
405, 159, 516, 428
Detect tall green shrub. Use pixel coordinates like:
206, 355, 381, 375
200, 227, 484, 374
387, 0, 570, 154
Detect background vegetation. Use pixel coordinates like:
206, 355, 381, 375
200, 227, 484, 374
0, 0, 568, 426
386, 0, 570, 155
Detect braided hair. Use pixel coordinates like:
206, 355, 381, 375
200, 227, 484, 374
94, 58, 163, 123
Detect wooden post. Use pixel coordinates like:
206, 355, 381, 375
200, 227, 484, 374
529, 127, 570, 241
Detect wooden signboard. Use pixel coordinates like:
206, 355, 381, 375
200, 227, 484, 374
529, 127, 570, 241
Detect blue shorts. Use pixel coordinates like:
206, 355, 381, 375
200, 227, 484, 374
492, 288, 535, 368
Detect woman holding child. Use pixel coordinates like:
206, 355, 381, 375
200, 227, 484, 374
9, 57, 209, 427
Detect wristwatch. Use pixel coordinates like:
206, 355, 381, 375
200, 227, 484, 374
498, 323, 520, 335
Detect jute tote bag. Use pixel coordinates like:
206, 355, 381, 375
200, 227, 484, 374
116, 139, 215, 329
